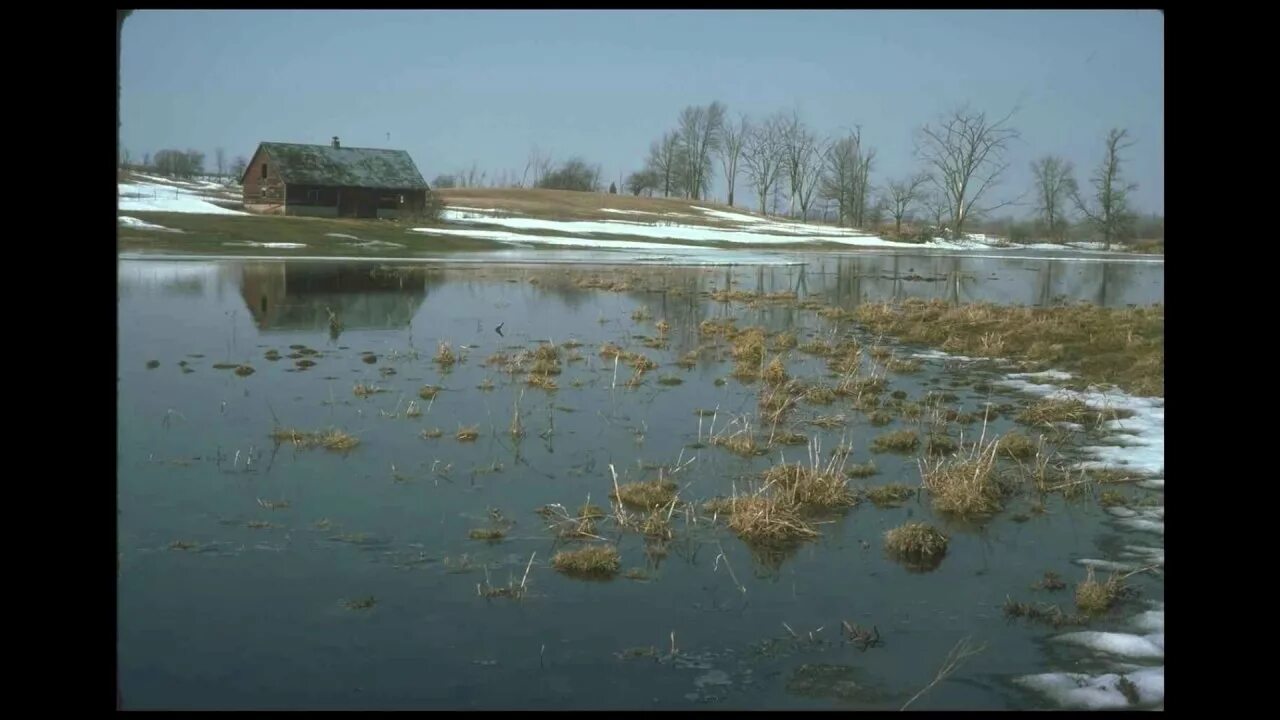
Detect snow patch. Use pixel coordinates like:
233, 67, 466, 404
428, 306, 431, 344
1016, 668, 1163, 709
119, 216, 183, 233
222, 241, 307, 249
1053, 631, 1164, 659
118, 182, 248, 216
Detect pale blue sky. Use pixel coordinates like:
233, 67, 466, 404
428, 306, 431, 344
121, 9, 1163, 216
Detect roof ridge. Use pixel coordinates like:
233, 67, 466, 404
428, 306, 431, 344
262, 141, 406, 153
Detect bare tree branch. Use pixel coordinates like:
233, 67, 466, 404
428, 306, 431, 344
915, 105, 1021, 239
1072, 128, 1138, 251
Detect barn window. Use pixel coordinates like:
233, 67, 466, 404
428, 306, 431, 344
261, 163, 268, 179
307, 189, 320, 204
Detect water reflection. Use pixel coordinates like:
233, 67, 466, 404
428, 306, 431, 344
238, 263, 441, 332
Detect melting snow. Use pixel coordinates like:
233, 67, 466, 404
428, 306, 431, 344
118, 182, 248, 216
119, 216, 183, 233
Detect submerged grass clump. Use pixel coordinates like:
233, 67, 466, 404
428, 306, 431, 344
270, 427, 360, 452
551, 545, 621, 579
865, 483, 915, 506
434, 341, 457, 367
997, 432, 1039, 460
724, 493, 819, 545
884, 521, 948, 561
844, 461, 878, 479
1074, 567, 1128, 614
418, 385, 442, 400
468, 527, 506, 541
456, 425, 480, 442
871, 430, 919, 453
612, 478, 678, 510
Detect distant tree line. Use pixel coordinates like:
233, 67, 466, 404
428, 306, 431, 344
614, 101, 1155, 250
121, 146, 250, 183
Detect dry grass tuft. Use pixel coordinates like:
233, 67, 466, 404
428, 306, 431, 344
456, 425, 480, 442
866, 483, 916, 506
997, 432, 1039, 460
612, 478, 678, 510
919, 433, 1004, 516
552, 545, 621, 579
270, 427, 360, 452
1074, 567, 1128, 614
434, 341, 457, 367
872, 430, 919, 453
884, 522, 948, 564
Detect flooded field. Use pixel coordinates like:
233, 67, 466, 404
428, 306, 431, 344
117, 252, 1164, 709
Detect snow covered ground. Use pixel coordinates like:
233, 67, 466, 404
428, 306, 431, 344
118, 181, 247, 216
428, 205, 1152, 256
119, 216, 183, 233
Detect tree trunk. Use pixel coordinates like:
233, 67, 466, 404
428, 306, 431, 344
727, 189, 734, 207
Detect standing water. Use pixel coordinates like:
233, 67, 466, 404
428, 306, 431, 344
118, 252, 1163, 709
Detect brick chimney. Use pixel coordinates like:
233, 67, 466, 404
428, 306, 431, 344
332, 136, 340, 149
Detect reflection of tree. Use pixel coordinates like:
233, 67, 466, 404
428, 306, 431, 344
238, 262, 438, 332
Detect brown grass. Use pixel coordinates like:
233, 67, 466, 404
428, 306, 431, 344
884, 522, 948, 562
456, 425, 480, 441
724, 493, 819, 544
1075, 567, 1128, 614
919, 434, 1004, 516
269, 427, 360, 452
612, 478, 678, 510
552, 544, 621, 579
434, 341, 457, 367
997, 432, 1039, 460
872, 430, 919, 453
436, 186, 761, 225
761, 445, 857, 509
866, 483, 915, 506
853, 299, 1164, 397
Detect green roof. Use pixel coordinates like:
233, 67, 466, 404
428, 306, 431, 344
254, 142, 429, 190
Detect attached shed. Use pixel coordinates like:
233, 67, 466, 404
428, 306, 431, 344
241, 137, 430, 219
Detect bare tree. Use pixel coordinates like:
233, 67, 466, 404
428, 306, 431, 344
1030, 155, 1077, 243
121, 147, 131, 169
780, 111, 823, 218
646, 131, 684, 198
522, 146, 553, 188
886, 174, 929, 236
819, 128, 874, 227
215, 147, 226, 177
432, 174, 457, 189
1072, 128, 1136, 251
923, 191, 949, 234
457, 162, 485, 189
855, 141, 876, 227
230, 155, 247, 182
626, 169, 660, 197
916, 105, 1021, 239
675, 102, 725, 200
796, 140, 826, 220
820, 134, 859, 226
717, 114, 749, 207
742, 115, 786, 216
143, 152, 151, 171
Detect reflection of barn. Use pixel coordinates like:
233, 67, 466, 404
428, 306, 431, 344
239, 263, 433, 332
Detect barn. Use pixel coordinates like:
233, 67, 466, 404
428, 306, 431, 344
241, 137, 430, 219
